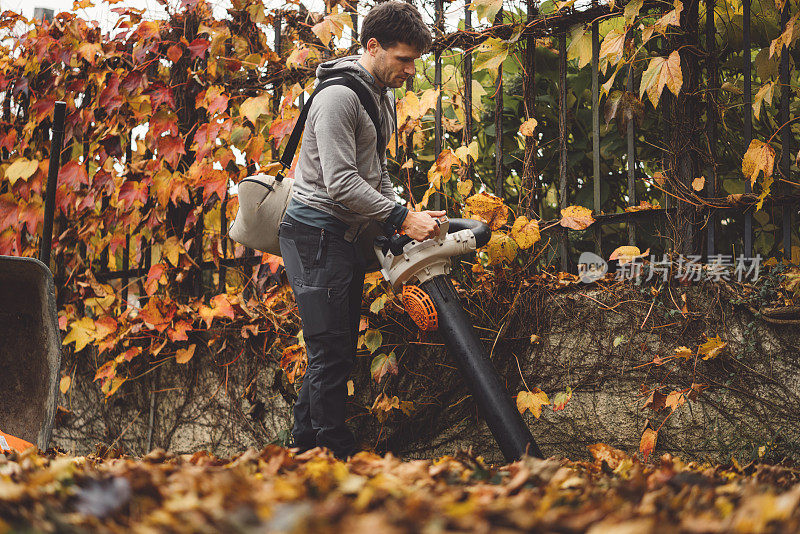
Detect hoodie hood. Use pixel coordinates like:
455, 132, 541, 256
315, 55, 388, 97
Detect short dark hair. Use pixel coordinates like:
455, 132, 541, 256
360, 1, 432, 53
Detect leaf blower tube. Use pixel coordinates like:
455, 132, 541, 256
374, 217, 542, 462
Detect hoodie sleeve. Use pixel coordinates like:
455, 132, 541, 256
309, 85, 400, 223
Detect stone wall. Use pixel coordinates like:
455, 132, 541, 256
52, 276, 800, 465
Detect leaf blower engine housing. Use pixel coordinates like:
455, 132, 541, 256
373, 217, 491, 290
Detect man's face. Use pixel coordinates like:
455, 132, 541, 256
370, 40, 421, 89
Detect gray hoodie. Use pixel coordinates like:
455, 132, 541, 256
288, 56, 407, 242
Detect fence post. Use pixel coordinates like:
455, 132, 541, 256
433, 0, 444, 210
463, 0, 473, 181
592, 10, 601, 256
705, 0, 717, 259
779, 1, 792, 261
558, 32, 569, 272
742, 0, 753, 259
626, 64, 636, 246
521, 0, 537, 218
493, 9, 504, 199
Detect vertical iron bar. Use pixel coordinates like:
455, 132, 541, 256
434, 0, 444, 210
626, 65, 636, 246
705, 0, 717, 258
558, 32, 568, 272
122, 138, 132, 307
122, 234, 130, 306
493, 8, 504, 198
743, 0, 752, 258
219, 187, 228, 294
463, 0, 473, 179
40, 101, 66, 268
779, 1, 792, 261
521, 0, 537, 217
592, 18, 601, 255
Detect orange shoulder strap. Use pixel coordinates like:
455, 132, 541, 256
0, 429, 36, 453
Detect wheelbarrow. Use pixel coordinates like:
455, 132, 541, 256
0, 102, 66, 451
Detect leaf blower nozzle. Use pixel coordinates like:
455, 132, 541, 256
374, 217, 542, 462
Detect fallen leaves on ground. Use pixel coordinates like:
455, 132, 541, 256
2, 446, 800, 533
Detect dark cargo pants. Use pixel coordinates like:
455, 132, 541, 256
278, 215, 364, 459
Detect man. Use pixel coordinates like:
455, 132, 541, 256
278, 1, 443, 459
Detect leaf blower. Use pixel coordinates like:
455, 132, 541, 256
374, 217, 543, 462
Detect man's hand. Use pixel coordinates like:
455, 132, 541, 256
400, 210, 446, 241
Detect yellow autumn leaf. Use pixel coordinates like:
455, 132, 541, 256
62, 317, 97, 352
510, 216, 540, 250
753, 81, 775, 121
457, 179, 473, 197
5, 158, 39, 185
239, 94, 271, 125
692, 176, 705, 191
176, 344, 197, 364
486, 232, 518, 264
162, 236, 186, 266
599, 29, 626, 65
418, 88, 440, 117
59, 375, 72, 394
674, 346, 692, 359
470, 0, 503, 23
609, 246, 648, 264
474, 38, 509, 74
699, 336, 727, 360
742, 139, 775, 187
639, 50, 683, 106
519, 118, 538, 136
465, 192, 508, 230
454, 141, 479, 163
516, 388, 550, 418
102, 376, 126, 398
560, 205, 595, 230
567, 24, 593, 69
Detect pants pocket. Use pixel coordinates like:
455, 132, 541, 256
293, 280, 349, 338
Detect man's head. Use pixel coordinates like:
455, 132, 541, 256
359, 2, 431, 89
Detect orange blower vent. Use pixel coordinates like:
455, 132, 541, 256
402, 285, 438, 331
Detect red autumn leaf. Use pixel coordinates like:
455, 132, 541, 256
58, 161, 89, 189
261, 253, 284, 274
168, 320, 192, 342
0, 194, 17, 231
119, 346, 141, 362
29, 97, 55, 121
167, 43, 183, 63
133, 20, 160, 40
121, 70, 149, 93
210, 294, 234, 321
149, 111, 179, 139
117, 180, 149, 210
158, 134, 186, 169
269, 117, 297, 142
187, 38, 210, 59
18, 200, 42, 234
199, 86, 229, 116
98, 75, 123, 112
191, 121, 223, 161
93, 360, 117, 382
145, 263, 167, 296
197, 171, 228, 204
643, 390, 667, 412
148, 85, 176, 110
0, 128, 17, 152
640, 428, 658, 462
